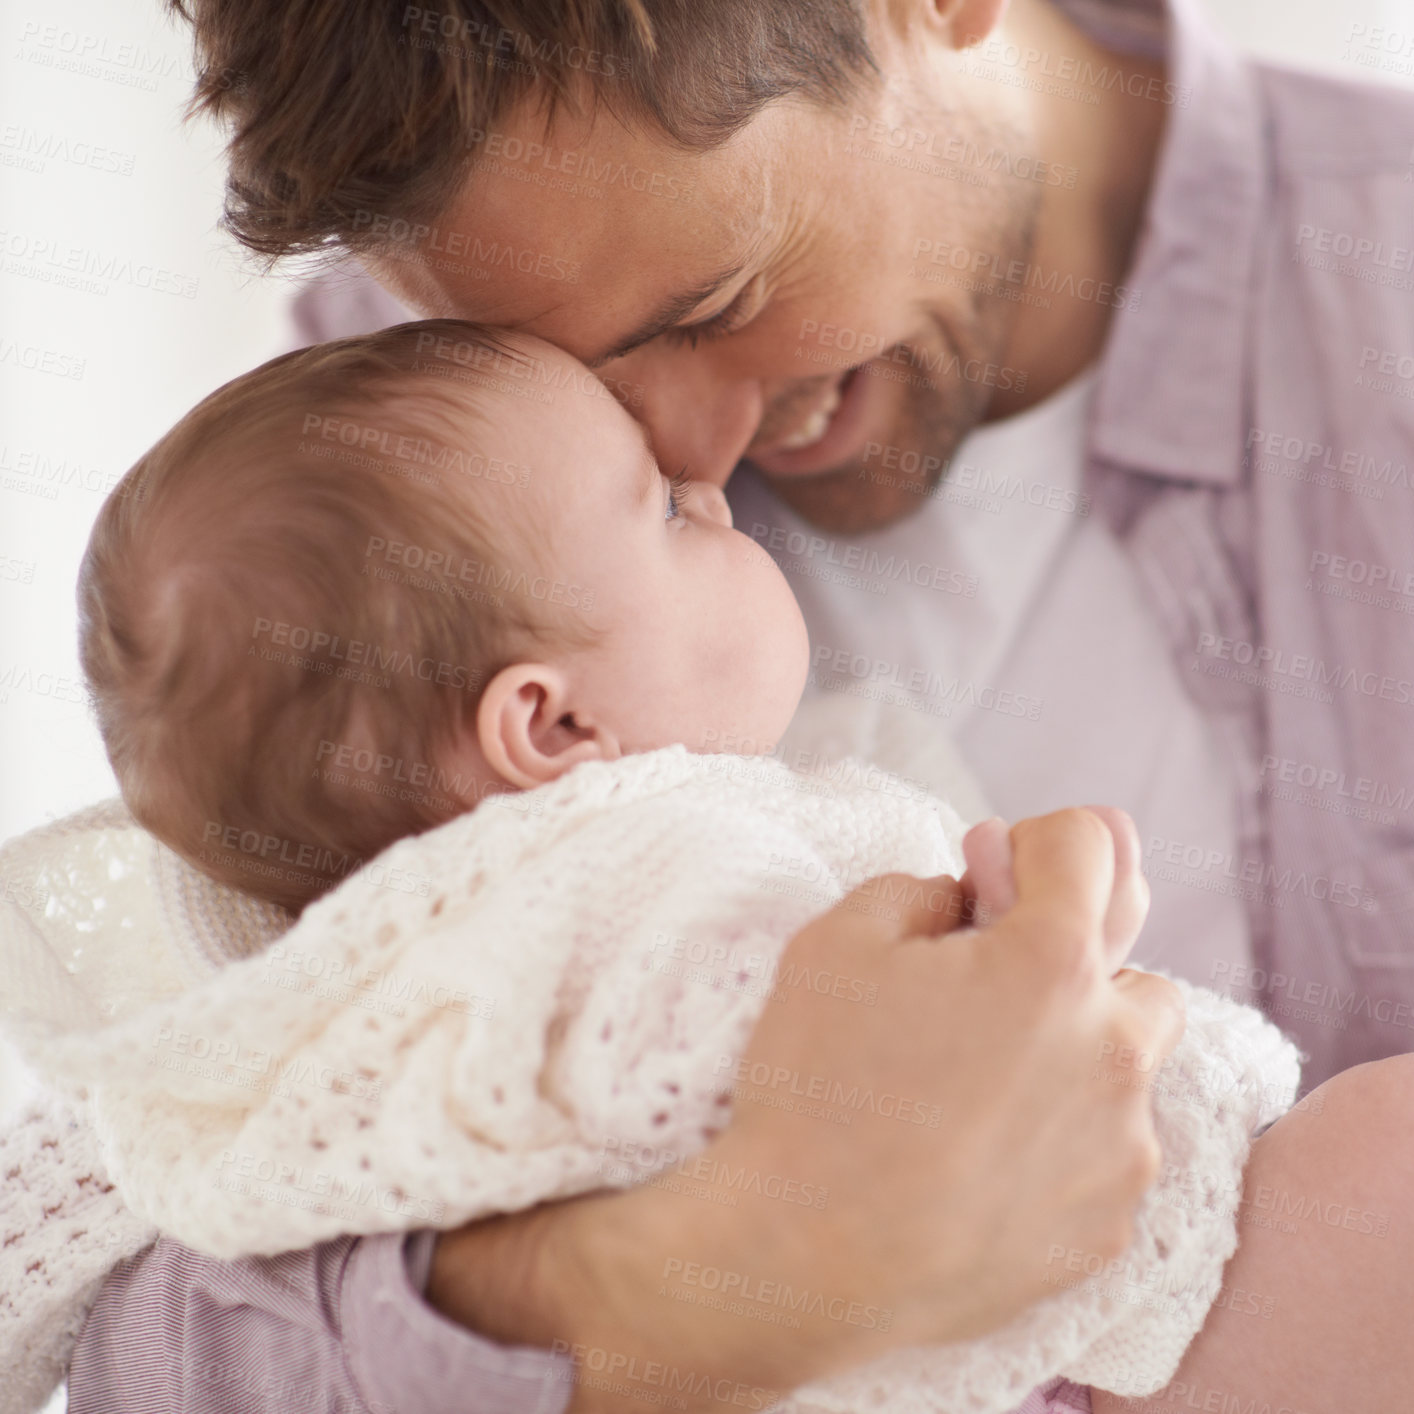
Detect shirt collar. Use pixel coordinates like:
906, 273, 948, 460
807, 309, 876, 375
1085, 0, 1266, 485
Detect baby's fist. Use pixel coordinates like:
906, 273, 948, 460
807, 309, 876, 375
960, 806, 1149, 973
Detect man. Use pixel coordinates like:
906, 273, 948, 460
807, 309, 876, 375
68, 0, 1414, 1409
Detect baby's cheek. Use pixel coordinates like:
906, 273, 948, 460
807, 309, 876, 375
731, 528, 777, 572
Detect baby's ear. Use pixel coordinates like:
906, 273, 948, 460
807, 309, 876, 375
476, 663, 619, 790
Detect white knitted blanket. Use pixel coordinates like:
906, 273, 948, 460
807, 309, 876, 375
0, 797, 289, 1414
1, 741, 1300, 1414
0, 1091, 153, 1414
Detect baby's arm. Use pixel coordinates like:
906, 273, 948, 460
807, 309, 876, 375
974, 807, 1414, 1410
1095, 1053, 1414, 1412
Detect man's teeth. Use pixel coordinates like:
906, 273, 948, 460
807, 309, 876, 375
781, 408, 831, 449
779, 381, 844, 449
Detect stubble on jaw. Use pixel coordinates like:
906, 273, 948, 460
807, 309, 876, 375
756, 139, 1042, 536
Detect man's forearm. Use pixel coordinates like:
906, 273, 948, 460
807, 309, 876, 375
426, 1130, 885, 1414
427, 818, 1186, 1412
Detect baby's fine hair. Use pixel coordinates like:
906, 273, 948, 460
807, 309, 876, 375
80, 319, 553, 916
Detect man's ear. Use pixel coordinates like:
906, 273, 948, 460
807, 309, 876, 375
476, 663, 620, 790
934, 0, 1008, 48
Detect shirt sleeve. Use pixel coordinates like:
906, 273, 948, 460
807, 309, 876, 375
287, 261, 414, 352
67, 1230, 576, 1414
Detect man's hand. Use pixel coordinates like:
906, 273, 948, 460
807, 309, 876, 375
428, 808, 1184, 1412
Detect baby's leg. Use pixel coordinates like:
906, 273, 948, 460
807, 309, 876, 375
1093, 1054, 1414, 1414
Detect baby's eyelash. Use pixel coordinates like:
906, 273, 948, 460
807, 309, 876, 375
666, 465, 692, 519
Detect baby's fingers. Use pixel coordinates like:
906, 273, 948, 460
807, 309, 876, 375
961, 816, 1016, 924
1082, 805, 1151, 972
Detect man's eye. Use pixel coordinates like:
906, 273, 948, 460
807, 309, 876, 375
662, 275, 765, 351
662, 310, 736, 352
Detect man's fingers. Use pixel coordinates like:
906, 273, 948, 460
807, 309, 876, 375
1112, 968, 1187, 1060
833, 873, 971, 941
882, 873, 971, 938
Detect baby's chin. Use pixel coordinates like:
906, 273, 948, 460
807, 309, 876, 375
679, 684, 804, 758
719, 673, 812, 761
775, 592, 813, 726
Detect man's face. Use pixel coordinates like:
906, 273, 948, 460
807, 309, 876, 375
370, 10, 1041, 532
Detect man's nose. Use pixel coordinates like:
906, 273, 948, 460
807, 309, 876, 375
619, 351, 764, 489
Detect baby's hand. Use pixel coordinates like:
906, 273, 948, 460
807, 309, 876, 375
961, 806, 1149, 974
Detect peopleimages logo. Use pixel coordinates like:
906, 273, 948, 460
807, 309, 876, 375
751, 523, 977, 598
249, 616, 484, 692
600, 1137, 829, 1210
302, 414, 531, 485
661, 1259, 892, 1332
1145, 835, 1374, 912
548, 1342, 777, 1411
212, 1148, 444, 1223
862, 441, 1091, 517
1307, 549, 1414, 598
349, 209, 581, 281
402, 7, 632, 80
811, 645, 1044, 721
713, 1055, 943, 1129
1212, 960, 1414, 1035
1260, 753, 1414, 814
0, 228, 199, 298
910, 238, 1139, 309
1195, 632, 1414, 706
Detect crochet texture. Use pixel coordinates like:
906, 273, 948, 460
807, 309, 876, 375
2, 742, 1300, 1414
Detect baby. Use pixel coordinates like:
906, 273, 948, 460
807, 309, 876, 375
18, 321, 1301, 1413
78, 319, 812, 916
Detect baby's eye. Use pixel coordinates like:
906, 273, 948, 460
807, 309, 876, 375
665, 467, 691, 521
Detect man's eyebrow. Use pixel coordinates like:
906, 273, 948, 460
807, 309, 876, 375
584, 263, 746, 369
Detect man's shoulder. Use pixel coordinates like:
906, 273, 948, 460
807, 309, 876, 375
288, 261, 416, 350
1255, 62, 1414, 178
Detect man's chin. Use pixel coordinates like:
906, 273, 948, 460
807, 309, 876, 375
752, 458, 944, 535
751, 348, 1001, 534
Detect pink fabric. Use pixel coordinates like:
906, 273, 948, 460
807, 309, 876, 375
68, 1232, 574, 1414
1010, 1379, 1094, 1414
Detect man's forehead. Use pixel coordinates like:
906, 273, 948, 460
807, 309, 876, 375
390, 97, 783, 355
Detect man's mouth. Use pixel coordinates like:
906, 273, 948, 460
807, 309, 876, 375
746, 365, 876, 478
774, 374, 849, 449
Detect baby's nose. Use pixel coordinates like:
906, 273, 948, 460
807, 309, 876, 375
691, 481, 733, 529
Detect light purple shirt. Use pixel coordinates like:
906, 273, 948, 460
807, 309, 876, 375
67, 0, 1414, 1406
69, 1232, 575, 1414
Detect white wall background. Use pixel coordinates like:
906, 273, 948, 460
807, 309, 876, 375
3, 0, 1412, 850
0, 11, 1411, 1400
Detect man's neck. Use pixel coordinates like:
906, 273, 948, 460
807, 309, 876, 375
985, 0, 1169, 419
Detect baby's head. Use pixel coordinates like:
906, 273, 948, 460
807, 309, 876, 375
80, 320, 809, 914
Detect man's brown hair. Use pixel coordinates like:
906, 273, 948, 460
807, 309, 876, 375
167, 0, 876, 261
80, 319, 551, 917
